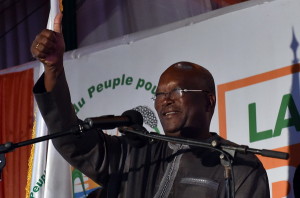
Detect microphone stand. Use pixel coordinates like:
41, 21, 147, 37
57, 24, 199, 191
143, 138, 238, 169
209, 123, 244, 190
118, 126, 289, 198
0, 123, 87, 181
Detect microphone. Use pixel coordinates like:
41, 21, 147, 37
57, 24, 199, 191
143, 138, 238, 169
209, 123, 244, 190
132, 106, 161, 134
84, 110, 143, 130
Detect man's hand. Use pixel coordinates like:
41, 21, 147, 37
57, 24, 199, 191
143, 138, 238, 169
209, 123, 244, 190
31, 13, 65, 91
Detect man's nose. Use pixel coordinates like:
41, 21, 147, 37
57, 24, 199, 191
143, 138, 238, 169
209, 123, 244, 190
162, 93, 175, 105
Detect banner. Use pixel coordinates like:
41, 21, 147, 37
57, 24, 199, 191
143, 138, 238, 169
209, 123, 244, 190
56, 0, 300, 197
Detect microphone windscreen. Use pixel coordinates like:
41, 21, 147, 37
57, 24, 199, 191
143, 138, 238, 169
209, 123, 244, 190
121, 110, 143, 126
132, 106, 158, 128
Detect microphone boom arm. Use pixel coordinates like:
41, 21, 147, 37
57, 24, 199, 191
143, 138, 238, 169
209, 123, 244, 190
118, 126, 289, 160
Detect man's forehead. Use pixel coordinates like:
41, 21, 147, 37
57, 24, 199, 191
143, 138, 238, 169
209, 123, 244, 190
158, 70, 206, 89
160, 63, 207, 81
157, 61, 215, 92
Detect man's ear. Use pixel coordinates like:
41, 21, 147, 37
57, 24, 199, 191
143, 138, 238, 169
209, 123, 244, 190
206, 94, 216, 112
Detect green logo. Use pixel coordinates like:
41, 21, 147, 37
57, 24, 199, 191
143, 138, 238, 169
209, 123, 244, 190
249, 93, 300, 142
29, 170, 46, 198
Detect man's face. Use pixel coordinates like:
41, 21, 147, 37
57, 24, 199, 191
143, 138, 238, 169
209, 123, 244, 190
154, 68, 214, 139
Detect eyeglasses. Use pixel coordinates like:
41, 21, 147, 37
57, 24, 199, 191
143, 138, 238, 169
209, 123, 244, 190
152, 88, 209, 102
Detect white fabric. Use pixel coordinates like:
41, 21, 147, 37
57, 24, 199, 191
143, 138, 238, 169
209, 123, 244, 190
29, 1, 73, 197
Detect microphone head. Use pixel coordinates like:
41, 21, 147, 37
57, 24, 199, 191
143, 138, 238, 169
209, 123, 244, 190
120, 110, 147, 148
132, 106, 158, 128
121, 110, 143, 126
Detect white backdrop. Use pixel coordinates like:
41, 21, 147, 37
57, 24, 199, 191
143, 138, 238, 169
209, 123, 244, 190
32, 0, 300, 197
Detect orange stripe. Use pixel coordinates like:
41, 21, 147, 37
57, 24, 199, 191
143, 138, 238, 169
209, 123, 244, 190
218, 64, 300, 92
218, 85, 227, 139
272, 181, 290, 198
257, 143, 300, 170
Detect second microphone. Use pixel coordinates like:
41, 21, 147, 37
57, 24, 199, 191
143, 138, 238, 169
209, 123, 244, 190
84, 110, 143, 130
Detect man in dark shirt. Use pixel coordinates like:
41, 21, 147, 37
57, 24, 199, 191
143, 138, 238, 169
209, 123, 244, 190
31, 13, 270, 198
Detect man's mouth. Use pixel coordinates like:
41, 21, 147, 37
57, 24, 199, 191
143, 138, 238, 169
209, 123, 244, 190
165, 112, 176, 115
163, 111, 180, 117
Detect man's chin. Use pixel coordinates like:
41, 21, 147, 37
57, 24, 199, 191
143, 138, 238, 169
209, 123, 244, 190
163, 128, 181, 137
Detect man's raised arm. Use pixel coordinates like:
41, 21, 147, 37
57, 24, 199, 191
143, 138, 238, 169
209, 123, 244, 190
30, 14, 126, 186
31, 13, 65, 92
31, 12, 78, 133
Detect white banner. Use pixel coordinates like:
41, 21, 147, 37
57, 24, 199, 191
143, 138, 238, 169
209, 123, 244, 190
31, 0, 300, 197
